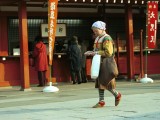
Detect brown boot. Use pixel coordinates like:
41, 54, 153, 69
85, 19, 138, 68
115, 93, 122, 106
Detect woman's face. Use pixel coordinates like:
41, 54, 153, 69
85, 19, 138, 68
92, 28, 103, 37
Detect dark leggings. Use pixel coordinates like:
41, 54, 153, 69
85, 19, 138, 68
81, 67, 87, 82
38, 71, 46, 86
71, 70, 82, 83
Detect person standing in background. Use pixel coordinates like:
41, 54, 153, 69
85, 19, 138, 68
85, 21, 121, 108
79, 38, 88, 83
68, 36, 82, 84
32, 36, 48, 87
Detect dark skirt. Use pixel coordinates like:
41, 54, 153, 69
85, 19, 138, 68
95, 57, 117, 90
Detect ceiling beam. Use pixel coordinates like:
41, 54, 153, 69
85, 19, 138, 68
0, 0, 159, 7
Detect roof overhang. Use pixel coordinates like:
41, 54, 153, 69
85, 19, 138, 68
0, 0, 159, 12
0, 0, 159, 7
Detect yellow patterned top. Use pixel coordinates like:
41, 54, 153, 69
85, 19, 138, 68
93, 34, 113, 57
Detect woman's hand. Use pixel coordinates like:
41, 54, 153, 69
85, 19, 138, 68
84, 51, 98, 56
84, 51, 93, 56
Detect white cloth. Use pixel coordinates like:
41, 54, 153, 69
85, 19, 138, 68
92, 21, 106, 30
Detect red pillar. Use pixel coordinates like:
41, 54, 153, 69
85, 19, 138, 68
0, 14, 8, 56
18, 1, 31, 91
125, 5, 135, 80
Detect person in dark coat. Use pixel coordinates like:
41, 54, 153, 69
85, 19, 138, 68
32, 36, 48, 87
79, 39, 88, 83
68, 36, 82, 84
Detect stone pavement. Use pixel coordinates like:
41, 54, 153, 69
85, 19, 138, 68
0, 80, 160, 120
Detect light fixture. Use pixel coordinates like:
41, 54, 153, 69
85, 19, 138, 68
91, 0, 93, 2
2, 57, 6, 61
142, 0, 144, 4
135, 0, 137, 4
83, 0, 85, 2
114, 0, 116, 3
75, 0, 77, 2
106, 0, 109, 3
58, 55, 61, 58
121, 0, 123, 3
98, 0, 101, 2
128, 0, 130, 4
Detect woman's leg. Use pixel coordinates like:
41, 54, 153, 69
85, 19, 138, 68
38, 71, 44, 86
42, 71, 46, 86
76, 70, 82, 84
92, 89, 105, 108
71, 70, 76, 84
108, 89, 121, 106
81, 67, 87, 83
108, 89, 119, 97
99, 89, 105, 101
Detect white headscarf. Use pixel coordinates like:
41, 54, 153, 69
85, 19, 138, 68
91, 21, 106, 30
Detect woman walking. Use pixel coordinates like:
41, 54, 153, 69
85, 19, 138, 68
85, 21, 121, 108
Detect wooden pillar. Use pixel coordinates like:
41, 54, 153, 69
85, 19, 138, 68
18, 0, 31, 91
125, 5, 135, 80
140, 29, 144, 78
0, 13, 8, 56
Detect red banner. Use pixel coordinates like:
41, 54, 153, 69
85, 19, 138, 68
147, 1, 158, 49
48, 0, 58, 65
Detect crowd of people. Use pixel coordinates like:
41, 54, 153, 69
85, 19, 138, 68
31, 35, 88, 86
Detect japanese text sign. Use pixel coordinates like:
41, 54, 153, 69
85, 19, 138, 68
147, 1, 158, 49
41, 24, 66, 37
48, 0, 58, 65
